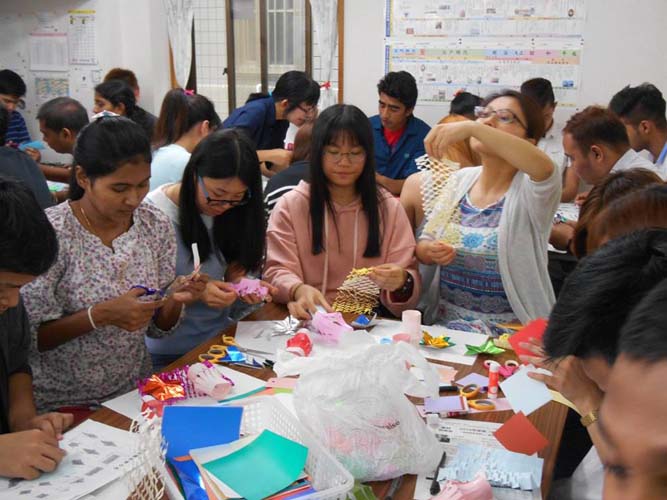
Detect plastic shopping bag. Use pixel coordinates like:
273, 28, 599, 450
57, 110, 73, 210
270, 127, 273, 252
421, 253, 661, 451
277, 340, 441, 481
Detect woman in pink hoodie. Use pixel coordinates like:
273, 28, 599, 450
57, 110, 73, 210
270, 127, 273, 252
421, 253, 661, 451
264, 104, 421, 319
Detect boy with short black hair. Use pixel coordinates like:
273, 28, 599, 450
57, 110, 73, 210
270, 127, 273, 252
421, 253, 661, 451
609, 83, 667, 177
0, 69, 31, 146
599, 277, 667, 499
370, 71, 431, 195
0, 177, 72, 479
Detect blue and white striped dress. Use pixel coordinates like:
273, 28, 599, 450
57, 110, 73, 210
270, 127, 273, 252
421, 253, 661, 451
437, 192, 519, 327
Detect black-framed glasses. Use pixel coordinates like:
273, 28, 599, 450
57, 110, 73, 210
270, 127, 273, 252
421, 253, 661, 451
324, 149, 366, 164
198, 176, 251, 207
474, 106, 527, 129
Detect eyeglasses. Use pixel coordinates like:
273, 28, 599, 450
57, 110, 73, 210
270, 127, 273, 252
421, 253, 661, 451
324, 149, 366, 164
474, 106, 527, 129
198, 176, 251, 207
0, 95, 25, 110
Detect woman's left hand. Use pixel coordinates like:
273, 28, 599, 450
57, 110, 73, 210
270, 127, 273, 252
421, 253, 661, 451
237, 280, 278, 305
169, 273, 209, 305
424, 121, 474, 159
369, 264, 408, 292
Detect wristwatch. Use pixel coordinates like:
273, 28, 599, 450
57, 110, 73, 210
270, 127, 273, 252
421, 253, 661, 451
580, 409, 599, 428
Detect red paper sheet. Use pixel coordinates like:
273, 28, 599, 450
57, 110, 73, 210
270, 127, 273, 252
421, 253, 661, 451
493, 411, 549, 455
509, 318, 548, 358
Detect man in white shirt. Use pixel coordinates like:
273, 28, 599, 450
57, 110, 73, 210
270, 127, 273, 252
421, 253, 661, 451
520, 77, 579, 201
562, 105, 657, 186
609, 83, 667, 179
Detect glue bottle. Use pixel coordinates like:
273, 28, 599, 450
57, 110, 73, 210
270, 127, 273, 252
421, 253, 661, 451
487, 361, 500, 399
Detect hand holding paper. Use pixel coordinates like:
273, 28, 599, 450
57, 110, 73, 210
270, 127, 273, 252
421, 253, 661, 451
499, 365, 552, 415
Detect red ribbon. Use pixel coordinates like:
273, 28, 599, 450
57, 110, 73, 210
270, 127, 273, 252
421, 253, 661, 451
320, 81, 331, 90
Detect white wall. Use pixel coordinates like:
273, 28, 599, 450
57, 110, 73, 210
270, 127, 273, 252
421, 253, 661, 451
344, 0, 667, 127
0, 0, 170, 161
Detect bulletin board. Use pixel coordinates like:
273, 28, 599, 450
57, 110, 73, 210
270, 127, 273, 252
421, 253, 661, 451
384, 0, 586, 106
0, 9, 102, 159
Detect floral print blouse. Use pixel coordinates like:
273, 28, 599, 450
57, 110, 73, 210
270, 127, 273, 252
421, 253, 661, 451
22, 201, 179, 412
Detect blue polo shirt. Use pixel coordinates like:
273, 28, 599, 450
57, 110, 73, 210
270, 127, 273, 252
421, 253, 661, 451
370, 114, 431, 180
222, 96, 289, 150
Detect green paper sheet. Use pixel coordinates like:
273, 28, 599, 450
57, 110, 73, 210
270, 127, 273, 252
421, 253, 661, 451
203, 429, 308, 500
464, 338, 506, 355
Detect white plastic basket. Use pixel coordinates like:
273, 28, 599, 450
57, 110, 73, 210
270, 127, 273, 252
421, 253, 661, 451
166, 396, 354, 500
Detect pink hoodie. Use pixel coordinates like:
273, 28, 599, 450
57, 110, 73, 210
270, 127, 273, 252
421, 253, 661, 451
264, 181, 420, 316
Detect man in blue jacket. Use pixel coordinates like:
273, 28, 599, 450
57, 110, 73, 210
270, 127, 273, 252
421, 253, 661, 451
370, 71, 431, 195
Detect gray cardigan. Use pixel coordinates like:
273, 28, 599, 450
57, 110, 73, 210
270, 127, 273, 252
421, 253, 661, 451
420, 165, 562, 325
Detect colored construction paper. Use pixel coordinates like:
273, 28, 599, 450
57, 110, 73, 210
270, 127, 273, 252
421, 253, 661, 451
493, 412, 549, 455
433, 364, 458, 383
18, 140, 45, 151
424, 395, 468, 413
499, 367, 552, 415
204, 429, 308, 500
455, 372, 489, 388
464, 339, 505, 355
266, 377, 298, 389
549, 389, 581, 415
509, 318, 547, 358
162, 406, 243, 459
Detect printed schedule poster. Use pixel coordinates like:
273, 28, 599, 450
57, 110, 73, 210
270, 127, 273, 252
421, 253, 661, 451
68, 10, 98, 65
384, 0, 587, 106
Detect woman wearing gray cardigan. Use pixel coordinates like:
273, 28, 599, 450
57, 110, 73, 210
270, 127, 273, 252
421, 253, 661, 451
417, 90, 561, 328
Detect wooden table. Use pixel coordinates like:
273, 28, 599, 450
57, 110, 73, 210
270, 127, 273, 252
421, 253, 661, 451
92, 302, 566, 500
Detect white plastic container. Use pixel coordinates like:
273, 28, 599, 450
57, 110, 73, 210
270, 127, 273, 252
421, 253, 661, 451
173, 397, 353, 500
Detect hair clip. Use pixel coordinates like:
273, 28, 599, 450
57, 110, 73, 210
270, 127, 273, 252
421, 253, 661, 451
91, 110, 120, 122
183, 89, 195, 96
320, 81, 332, 89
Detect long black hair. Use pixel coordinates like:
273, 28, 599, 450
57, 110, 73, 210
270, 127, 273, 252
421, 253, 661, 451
95, 80, 154, 139
247, 70, 320, 113
309, 104, 381, 257
178, 129, 265, 272
69, 116, 151, 200
153, 88, 221, 147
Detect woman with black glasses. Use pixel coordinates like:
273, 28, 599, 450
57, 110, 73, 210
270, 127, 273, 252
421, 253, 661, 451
417, 90, 560, 331
146, 128, 275, 369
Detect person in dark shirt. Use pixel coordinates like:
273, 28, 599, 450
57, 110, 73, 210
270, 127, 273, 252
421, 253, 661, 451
0, 177, 72, 479
264, 121, 314, 215
0, 69, 31, 146
223, 71, 319, 176
0, 104, 53, 209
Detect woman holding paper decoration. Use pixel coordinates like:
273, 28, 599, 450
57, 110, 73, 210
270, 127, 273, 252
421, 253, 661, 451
21, 116, 206, 412
264, 104, 421, 319
418, 90, 560, 329
146, 128, 277, 369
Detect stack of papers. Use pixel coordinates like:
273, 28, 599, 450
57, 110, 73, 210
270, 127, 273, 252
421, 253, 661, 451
0, 420, 138, 500
161, 406, 310, 500
193, 430, 310, 500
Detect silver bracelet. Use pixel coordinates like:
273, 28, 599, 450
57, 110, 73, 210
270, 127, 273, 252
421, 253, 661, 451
87, 305, 98, 330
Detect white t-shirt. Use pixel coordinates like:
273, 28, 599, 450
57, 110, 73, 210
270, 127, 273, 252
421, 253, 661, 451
149, 144, 191, 190
610, 148, 662, 178
538, 124, 567, 173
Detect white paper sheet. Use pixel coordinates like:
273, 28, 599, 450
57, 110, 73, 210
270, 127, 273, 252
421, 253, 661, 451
368, 319, 487, 366
0, 420, 137, 500
102, 365, 266, 421
29, 32, 68, 71
68, 10, 98, 65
